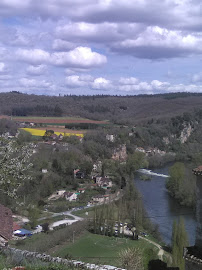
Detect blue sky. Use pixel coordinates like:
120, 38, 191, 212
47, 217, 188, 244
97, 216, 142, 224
0, 0, 202, 96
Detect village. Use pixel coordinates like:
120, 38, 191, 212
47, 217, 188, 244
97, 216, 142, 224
0, 118, 185, 270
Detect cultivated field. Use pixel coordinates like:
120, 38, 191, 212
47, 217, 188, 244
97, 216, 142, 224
13, 116, 109, 125
21, 128, 84, 137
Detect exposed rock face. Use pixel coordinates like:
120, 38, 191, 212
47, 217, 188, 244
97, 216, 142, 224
112, 144, 127, 162
163, 123, 193, 145
180, 123, 193, 144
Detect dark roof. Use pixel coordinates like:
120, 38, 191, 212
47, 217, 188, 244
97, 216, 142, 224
193, 166, 202, 176
184, 246, 202, 264
0, 204, 13, 240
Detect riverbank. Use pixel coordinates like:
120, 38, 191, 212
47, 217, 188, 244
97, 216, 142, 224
135, 164, 196, 245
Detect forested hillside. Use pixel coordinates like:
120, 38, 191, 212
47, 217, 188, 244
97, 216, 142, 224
1, 92, 202, 124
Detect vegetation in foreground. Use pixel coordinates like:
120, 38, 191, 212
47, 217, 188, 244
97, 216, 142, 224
0, 254, 77, 270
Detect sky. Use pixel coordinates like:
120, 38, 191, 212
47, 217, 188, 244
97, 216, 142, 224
0, 0, 202, 96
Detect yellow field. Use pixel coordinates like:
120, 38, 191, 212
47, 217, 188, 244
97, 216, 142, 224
20, 128, 84, 138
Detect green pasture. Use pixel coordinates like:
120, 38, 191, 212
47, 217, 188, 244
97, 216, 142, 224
54, 232, 158, 268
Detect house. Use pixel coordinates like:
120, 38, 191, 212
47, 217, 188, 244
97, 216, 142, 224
92, 194, 110, 204
42, 168, 48, 173
50, 134, 58, 140
95, 177, 112, 189
48, 190, 66, 200
0, 204, 13, 246
13, 222, 21, 232
74, 169, 85, 179
106, 134, 115, 142
135, 147, 146, 153
77, 188, 85, 194
58, 134, 63, 141
64, 192, 78, 201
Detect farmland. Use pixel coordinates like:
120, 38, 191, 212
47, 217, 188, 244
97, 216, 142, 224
12, 116, 109, 125
13, 116, 110, 137
21, 128, 84, 137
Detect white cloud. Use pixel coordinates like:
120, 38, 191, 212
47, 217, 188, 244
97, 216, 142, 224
92, 77, 112, 90
19, 77, 52, 88
119, 77, 139, 85
151, 80, 170, 89
26, 65, 47, 76
112, 26, 202, 59
56, 22, 124, 43
11, 32, 31, 46
65, 74, 94, 87
52, 39, 75, 51
0, 62, 6, 72
65, 75, 88, 88
51, 46, 107, 68
16, 49, 50, 64
16, 47, 106, 69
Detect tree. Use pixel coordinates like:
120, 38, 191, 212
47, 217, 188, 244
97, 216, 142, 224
126, 152, 148, 175
43, 130, 54, 140
28, 205, 40, 229
172, 217, 188, 270
119, 248, 143, 270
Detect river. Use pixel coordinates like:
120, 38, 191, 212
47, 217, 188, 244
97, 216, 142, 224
135, 165, 196, 245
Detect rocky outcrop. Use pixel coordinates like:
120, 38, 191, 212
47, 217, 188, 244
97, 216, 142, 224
180, 123, 193, 144
112, 144, 127, 162
163, 123, 194, 145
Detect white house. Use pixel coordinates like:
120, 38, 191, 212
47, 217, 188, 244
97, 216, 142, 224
106, 134, 115, 142
48, 190, 66, 200
64, 192, 78, 201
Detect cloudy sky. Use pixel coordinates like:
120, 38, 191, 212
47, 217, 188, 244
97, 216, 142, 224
0, 0, 202, 96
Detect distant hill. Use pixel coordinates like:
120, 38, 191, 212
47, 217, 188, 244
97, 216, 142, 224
1, 92, 202, 124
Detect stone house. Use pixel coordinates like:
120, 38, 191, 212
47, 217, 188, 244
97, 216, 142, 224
92, 194, 110, 204
0, 204, 13, 246
95, 177, 113, 189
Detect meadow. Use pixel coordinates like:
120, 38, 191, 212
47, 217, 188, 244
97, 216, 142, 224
53, 232, 158, 268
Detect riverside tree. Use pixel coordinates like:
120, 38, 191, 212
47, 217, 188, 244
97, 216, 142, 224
166, 162, 196, 207
171, 217, 188, 270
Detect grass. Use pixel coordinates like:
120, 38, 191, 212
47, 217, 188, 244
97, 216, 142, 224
54, 232, 159, 269
73, 207, 96, 218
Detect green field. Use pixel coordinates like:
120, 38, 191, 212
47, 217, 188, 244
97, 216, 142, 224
54, 232, 158, 268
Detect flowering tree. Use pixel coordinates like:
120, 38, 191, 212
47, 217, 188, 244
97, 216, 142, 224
0, 134, 35, 199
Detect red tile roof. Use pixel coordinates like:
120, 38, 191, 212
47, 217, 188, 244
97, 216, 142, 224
193, 166, 202, 176
0, 204, 13, 240
13, 222, 21, 232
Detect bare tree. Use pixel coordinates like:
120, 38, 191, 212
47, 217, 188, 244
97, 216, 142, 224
119, 248, 143, 270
